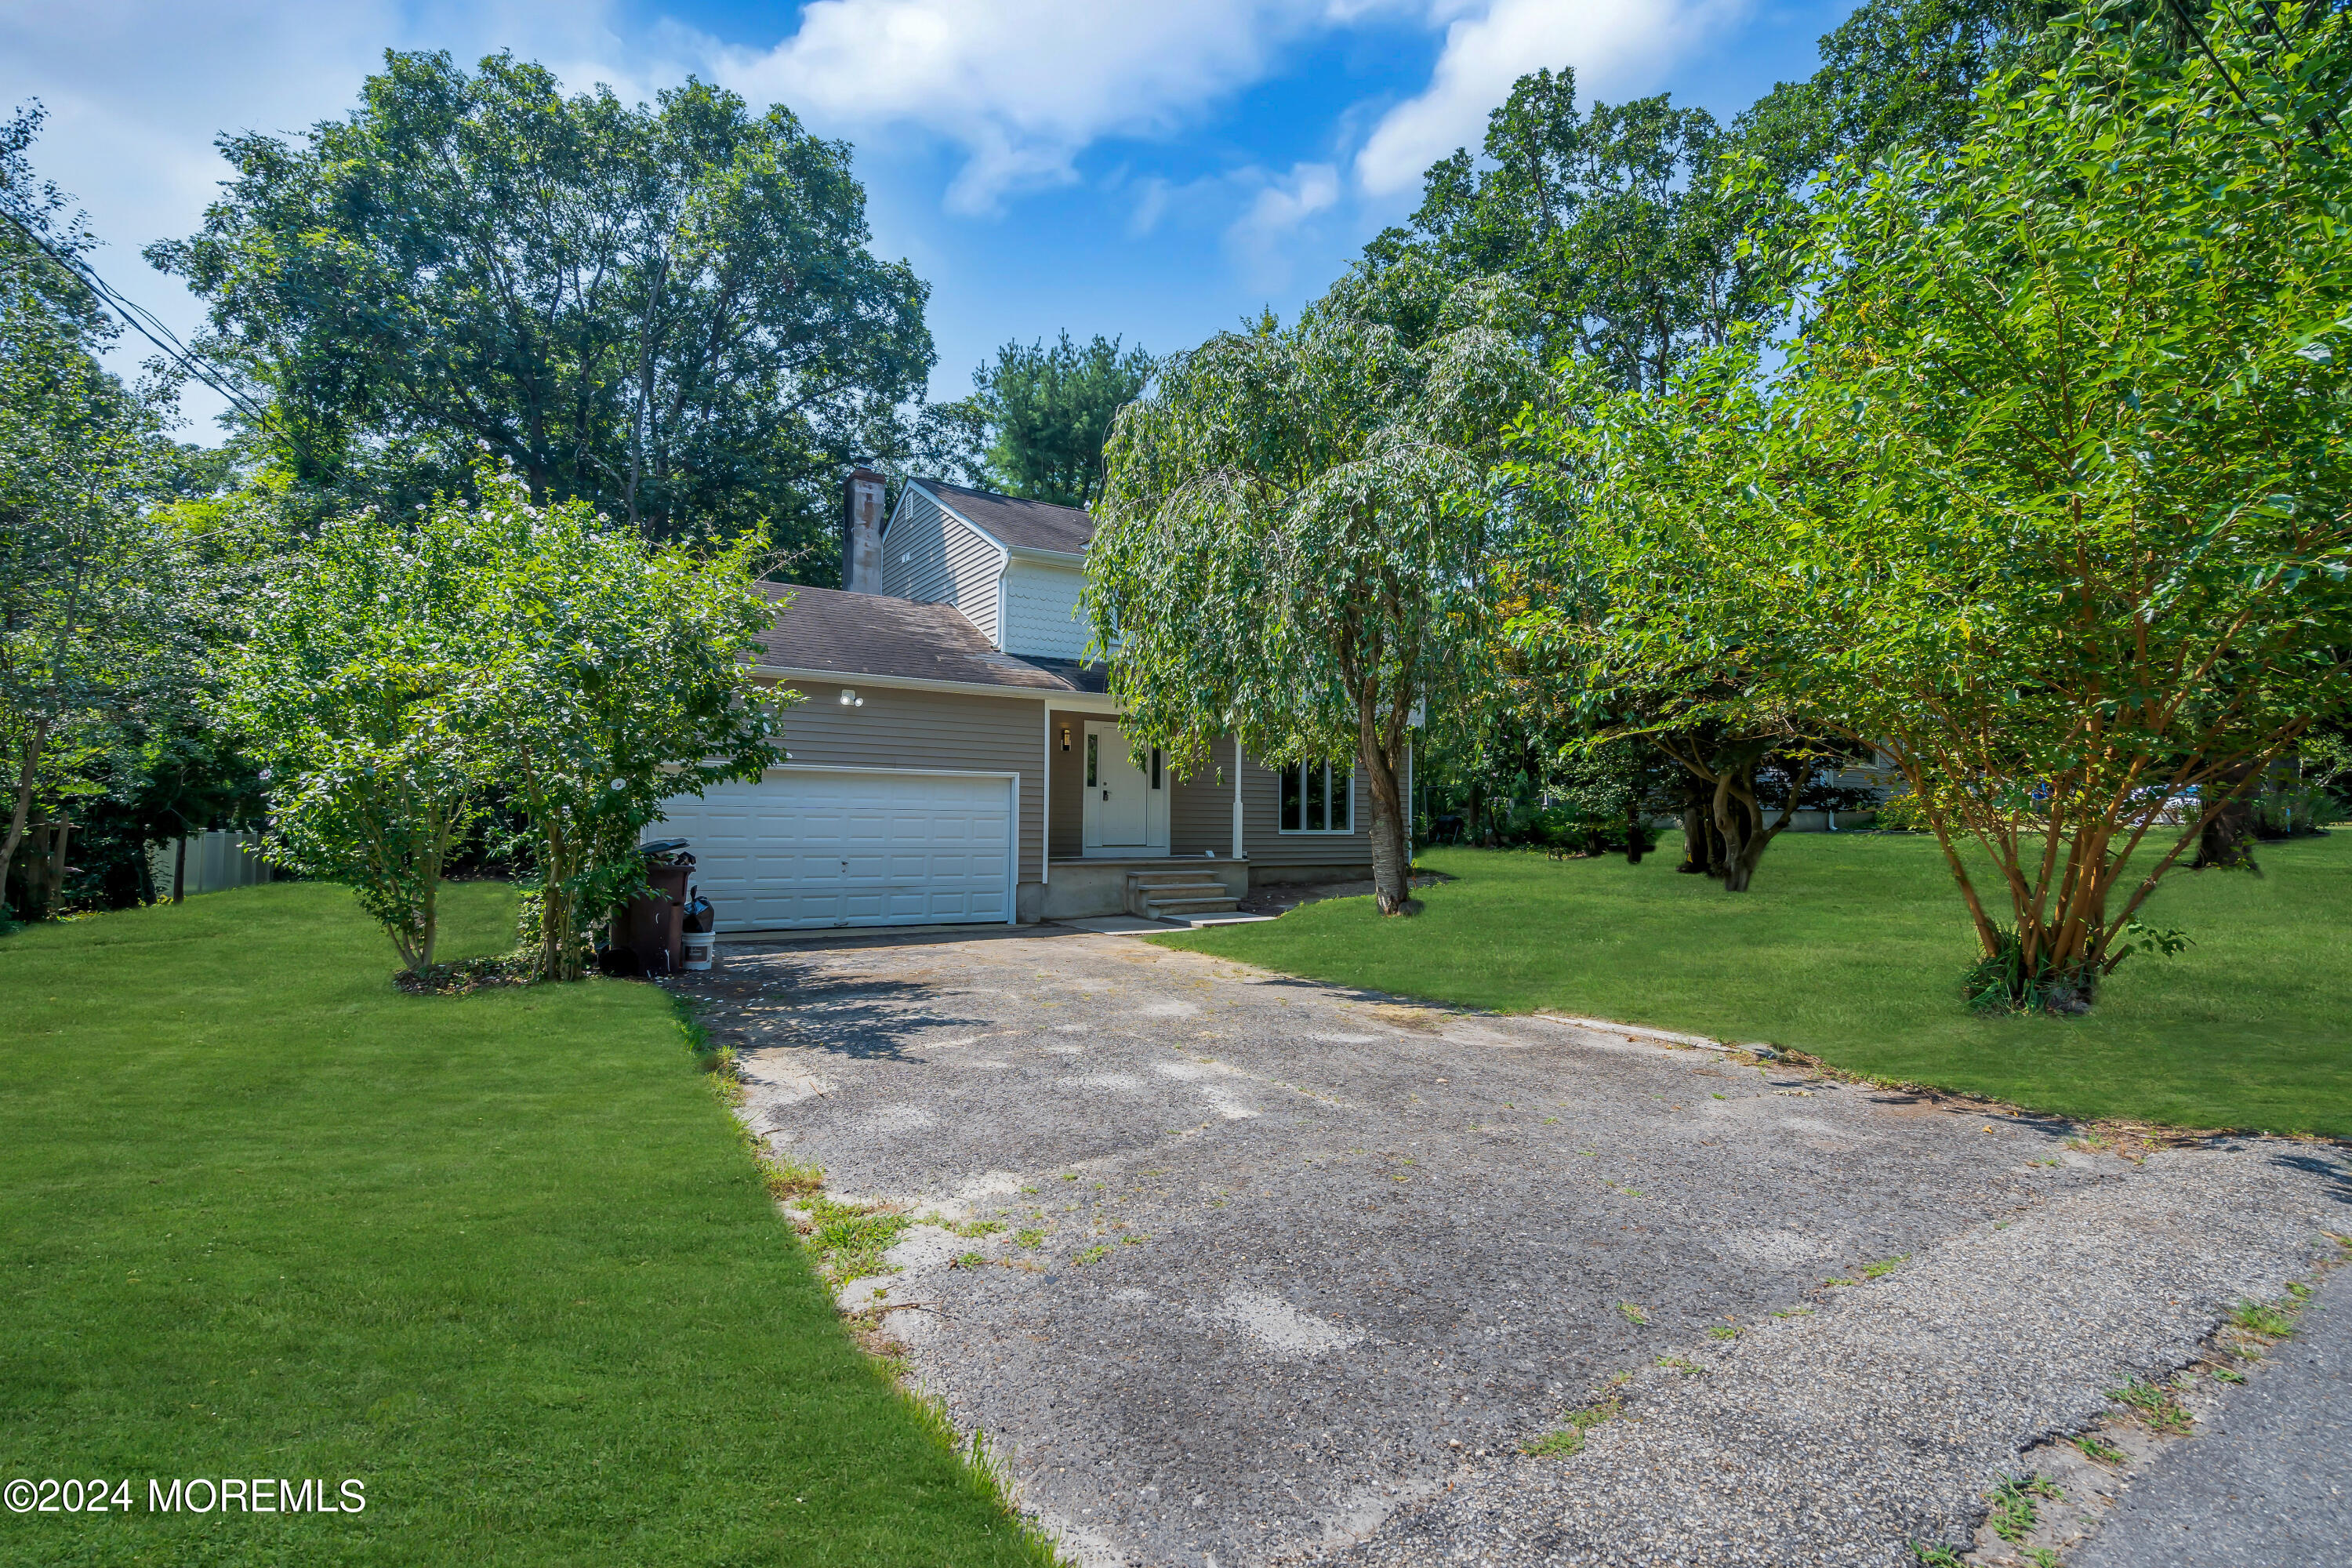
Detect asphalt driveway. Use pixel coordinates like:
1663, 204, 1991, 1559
685, 926, 2348, 1568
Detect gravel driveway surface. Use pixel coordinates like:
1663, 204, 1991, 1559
685, 926, 2348, 1568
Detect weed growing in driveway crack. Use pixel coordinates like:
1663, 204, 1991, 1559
2231, 1299, 2298, 1338
1656, 1356, 1704, 1375
2024, 1549, 2061, 1568
1706, 1325, 1740, 1341
1073, 1243, 1112, 1266
1522, 1396, 1622, 1457
794, 1195, 913, 1285
2107, 1376, 2194, 1435
945, 1218, 1004, 1239
760, 1154, 826, 1201
951, 1250, 985, 1269
2071, 1433, 2126, 1465
1617, 1302, 1650, 1325
1987, 1474, 2061, 1541
1909, 1543, 1965, 1566
1769, 1307, 1813, 1319
1860, 1255, 1908, 1279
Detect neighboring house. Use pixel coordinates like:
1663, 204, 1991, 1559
652, 470, 1401, 932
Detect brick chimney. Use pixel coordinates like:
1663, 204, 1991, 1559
841, 466, 886, 593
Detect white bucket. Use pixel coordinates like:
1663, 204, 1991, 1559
681, 930, 716, 971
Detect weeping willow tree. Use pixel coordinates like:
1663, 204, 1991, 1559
1086, 263, 1544, 914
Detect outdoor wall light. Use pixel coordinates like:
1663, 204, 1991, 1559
838, 688, 862, 707
1059, 724, 1071, 752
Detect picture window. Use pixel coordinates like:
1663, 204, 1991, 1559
1278, 760, 1353, 833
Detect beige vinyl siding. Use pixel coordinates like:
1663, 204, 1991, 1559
765, 677, 1044, 882
881, 488, 1007, 645
1046, 707, 1087, 860
1242, 746, 1375, 870
1169, 740, 1236, 856
1043, 725, 1378, 873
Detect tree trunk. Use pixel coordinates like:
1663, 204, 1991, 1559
1713, 770, 1754, 891
172, 835, 187, 904
0, 720, 48, 915
2191, 760, 2262, 873
1361, 739, 1414, 916
1675, 770, 1717, 876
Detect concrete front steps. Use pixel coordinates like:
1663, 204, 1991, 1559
1124, 870, 1240, 923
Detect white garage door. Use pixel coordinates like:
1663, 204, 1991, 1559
649, 768, 1014, 932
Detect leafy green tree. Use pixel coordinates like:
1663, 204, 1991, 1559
1, 106, 181, 913
228, 472, 789, 978
936, 332, 1154, 506
152, 51, 934, 566
1363, 68, 1812, 391
456, 474, 789, 981
1519, 5, 2352, 1007
1089, 263, 1542, 914
222, 504, 485, 972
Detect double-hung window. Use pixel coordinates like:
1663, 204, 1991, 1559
1278, 760, 1353, 833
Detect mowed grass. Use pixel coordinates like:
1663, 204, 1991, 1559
1163, 832, 2352, 1138
0, 881, 1054, 1567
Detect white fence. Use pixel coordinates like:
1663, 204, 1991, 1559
147, 831, 274, 898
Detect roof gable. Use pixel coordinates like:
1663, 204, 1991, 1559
921, 481, 1095, 556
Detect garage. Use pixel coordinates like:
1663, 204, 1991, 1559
648, 768, 1015, 932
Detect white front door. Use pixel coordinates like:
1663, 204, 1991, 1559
1081, 721, 1169, 855
649, 768, 1014, 931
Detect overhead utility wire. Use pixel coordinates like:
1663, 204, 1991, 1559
0, 200, 285, 437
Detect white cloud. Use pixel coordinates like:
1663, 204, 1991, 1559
717, 0, 1346, 214
1354, 0, 1742, 198
1226, 160, 1341, 288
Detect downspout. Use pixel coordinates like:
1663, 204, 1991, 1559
1041, 701, 1051, 885
1230, 738, 1244, 862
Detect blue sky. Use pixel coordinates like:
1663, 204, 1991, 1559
1, 0, 1857, 437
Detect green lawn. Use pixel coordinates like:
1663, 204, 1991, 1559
1163, 832, 2352, 1138
0, 882, 1053, 1567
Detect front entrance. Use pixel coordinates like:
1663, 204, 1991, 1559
1080, 720, 1170, 855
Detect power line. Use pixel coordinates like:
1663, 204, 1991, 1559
0, 200, 284, 437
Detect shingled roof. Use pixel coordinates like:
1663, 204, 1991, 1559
924, 481, 1096, 556
752, 583, 1093, 692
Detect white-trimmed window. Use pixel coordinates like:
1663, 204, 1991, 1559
1278, 760, 1353, 833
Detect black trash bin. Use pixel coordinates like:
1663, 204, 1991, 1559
625, 844, 694, 976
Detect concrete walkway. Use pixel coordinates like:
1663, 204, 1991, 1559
687, 926, 2347, 1568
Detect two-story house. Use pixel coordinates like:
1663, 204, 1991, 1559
651, 469, 1396, 932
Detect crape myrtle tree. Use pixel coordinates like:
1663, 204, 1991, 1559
223, 503, 484, 972
1087, 263, 1544, 915
230, 472, 788, 978
152, 51, 933, 564
455, 473, 789, 982
1519, 4, 2352, 1009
